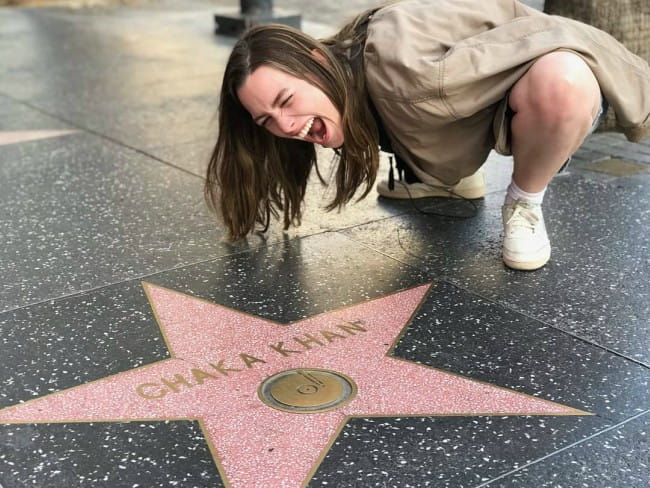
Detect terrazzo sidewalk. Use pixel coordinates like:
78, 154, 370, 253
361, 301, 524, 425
0, 2, 648, 487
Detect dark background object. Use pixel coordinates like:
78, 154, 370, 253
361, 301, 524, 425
544, 0, 649, 132
215, 0, 301, 36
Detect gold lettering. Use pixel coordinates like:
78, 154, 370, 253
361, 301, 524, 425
240, 353, 266, 369
269, 342, 302, 357
191, 368, 220, 385
293, 333, 324, 350
320, 329, 347, 343
209, 360, 242, 377
135, 382, 167, 400
161, 374, 192, 393
337, 320, 368, 335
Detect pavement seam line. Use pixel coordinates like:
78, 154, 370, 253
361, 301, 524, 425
443, 278, 650, 369
0, 91, 204, 180
476, 409, 650, 487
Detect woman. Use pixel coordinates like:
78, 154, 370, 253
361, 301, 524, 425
206, 0, 650, 270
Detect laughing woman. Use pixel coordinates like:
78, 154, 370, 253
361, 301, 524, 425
205, 0, 650, 270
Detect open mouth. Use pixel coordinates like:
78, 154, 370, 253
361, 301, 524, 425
298, 117, 328, 145
298, 118, 314, 139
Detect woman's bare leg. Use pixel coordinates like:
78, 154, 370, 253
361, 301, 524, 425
503, 51, 602, 270
509, 51, 602, 192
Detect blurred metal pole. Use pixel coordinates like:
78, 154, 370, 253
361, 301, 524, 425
241, 0, 272, 15
215, 0, 301, 37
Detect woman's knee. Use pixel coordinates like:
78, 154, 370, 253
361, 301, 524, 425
510, 51, 601, 128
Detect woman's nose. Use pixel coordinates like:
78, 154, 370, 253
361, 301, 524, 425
276, 115, 295, 135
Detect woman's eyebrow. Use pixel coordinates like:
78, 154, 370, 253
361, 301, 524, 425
253, 88, 289, 123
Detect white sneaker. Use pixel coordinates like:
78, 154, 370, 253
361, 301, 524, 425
377, 169, 485, 200
502, 200, 551, 270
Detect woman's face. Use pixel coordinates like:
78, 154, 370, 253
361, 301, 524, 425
236, 65, 344, 148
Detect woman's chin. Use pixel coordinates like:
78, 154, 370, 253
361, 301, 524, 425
325, 133, 343, 149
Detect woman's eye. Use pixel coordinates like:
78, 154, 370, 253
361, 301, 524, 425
257, 94, 292, 127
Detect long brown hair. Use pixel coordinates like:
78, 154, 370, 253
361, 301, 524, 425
205, 9, 380, 240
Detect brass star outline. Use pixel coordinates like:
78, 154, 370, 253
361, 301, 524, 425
0, 282, 589, 487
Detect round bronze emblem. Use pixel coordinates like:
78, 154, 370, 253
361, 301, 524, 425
259, 368, 357, 413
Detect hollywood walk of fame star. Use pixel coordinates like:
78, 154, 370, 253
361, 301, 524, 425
0, 282, 588, 487
0, 130, 79, 146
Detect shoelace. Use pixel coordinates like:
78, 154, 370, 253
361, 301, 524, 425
506, 203, 540, 232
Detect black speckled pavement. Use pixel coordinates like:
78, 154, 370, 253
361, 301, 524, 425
0, 2, 648, 487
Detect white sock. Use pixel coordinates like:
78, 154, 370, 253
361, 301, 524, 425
505, 180, 546, 205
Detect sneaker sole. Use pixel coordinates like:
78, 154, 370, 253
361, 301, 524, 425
377, 183, 485, 200
503, 249, 551, 271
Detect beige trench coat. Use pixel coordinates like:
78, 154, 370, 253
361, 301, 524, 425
364, 0, 650, 185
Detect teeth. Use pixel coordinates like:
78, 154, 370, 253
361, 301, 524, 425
298, 118, 315, 139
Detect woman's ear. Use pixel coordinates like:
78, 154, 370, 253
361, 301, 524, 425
311, 48, 329, 64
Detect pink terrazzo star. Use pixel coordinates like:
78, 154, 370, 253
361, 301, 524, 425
0, 283, 588, 487
0, 130, 78, 146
